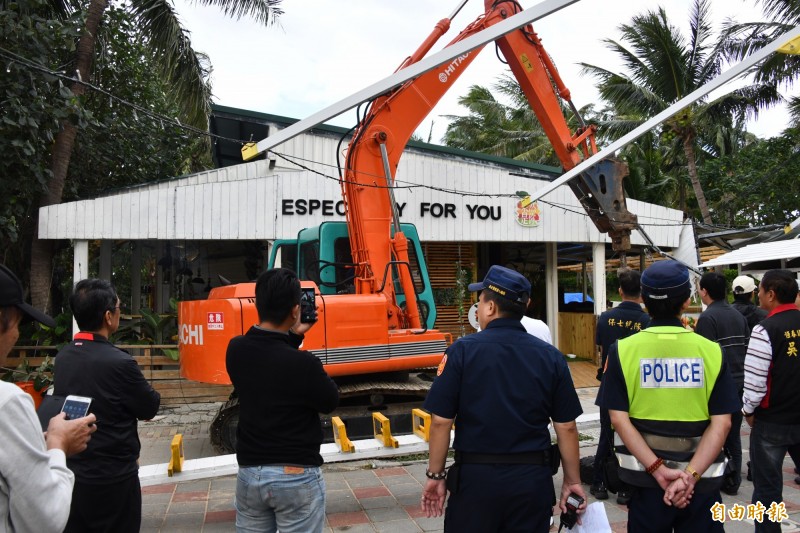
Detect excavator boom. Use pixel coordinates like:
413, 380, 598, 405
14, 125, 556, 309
341, 0, 636, 330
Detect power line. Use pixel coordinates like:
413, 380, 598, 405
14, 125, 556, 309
2, 46, 762, 231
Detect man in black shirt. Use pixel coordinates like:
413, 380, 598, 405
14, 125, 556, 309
696, 272, 750, 495
591, 268, 649, 503
731, 274, 767, 331
227, 268, 339, 533
55, 279, 161, 533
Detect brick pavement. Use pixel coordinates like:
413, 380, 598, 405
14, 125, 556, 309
137, 394, 800, 532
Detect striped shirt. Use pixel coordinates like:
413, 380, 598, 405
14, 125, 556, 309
742, 325, 773, 414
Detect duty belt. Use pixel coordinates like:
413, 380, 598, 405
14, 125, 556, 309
614, 454, 727, 479
614, 432, 727, 479
615, 432, 701, 453
454, 450, 550, 465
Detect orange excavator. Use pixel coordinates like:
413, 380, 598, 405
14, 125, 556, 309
178, 0, 638, 453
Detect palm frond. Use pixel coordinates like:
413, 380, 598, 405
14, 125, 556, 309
129, 0, 212, 129
191, 0, 282, 26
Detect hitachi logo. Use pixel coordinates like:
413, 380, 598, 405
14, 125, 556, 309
438, 53, 470, 83
180, 324, 204, 346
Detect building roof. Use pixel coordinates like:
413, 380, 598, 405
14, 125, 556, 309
699, 238, 800, 273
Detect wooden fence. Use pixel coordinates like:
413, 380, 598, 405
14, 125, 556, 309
557, 313, 597, 362
6, 346, 232, 407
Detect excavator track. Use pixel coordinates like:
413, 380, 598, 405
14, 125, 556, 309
208, 372, 435, 455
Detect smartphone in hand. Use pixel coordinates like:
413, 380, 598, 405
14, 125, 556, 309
300, 288, 317, 324
61, 395, 93, 420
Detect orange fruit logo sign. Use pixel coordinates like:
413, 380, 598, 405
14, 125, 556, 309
514, 191, 541, 227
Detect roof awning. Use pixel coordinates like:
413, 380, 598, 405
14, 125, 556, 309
699, 239, 800, 273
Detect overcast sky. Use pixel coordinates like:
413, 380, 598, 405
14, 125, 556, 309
172, 0, 789, 146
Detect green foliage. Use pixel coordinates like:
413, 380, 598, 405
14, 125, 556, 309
25, 311, 73, 348
1, 356, 54, 391
113, 298, 179, 360
66, 3, 212, 201
578, 0, 779, 222
0, 0, 212, 280
0, 0, 87, 267
698, 128, 800, 226
442, 76, 598, 166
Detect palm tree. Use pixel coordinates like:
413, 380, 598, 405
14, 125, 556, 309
29, 0, 283, 311
579, 0, 780, 224
442, 74, 599, 166
722, 0, 800, 123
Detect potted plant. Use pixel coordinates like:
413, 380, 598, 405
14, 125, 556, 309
2, 356, 54, 409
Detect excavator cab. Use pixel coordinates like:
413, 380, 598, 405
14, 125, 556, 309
268, 221, 436, 329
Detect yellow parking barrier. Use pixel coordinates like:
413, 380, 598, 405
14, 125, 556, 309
331, 416, 354, 453
167, 434, 184, 477
372, 412, 399, 448
412, 408, 430, 442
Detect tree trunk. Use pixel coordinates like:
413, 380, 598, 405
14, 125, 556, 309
682, 136, 713, 225
30, 0, 109, 311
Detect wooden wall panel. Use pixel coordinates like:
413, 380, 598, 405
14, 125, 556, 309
558, 312, 596, 361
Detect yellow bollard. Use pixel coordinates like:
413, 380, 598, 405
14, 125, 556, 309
167, 433, 184, 477
372, 412, 399, 448
412, 408, 431, 442
331, 416, 354, 453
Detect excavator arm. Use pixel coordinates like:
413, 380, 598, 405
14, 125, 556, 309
342, 0, 637, 329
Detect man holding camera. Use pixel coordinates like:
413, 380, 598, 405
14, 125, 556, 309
421, 265, 585, 532
226, 268, 339, 533
597, 261, 738, 531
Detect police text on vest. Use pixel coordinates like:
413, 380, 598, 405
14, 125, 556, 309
640, 358, 704, 388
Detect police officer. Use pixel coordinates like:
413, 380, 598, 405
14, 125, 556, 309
420, 265, 585, 532
597, 260, 738, 532
592, 268, 650, 503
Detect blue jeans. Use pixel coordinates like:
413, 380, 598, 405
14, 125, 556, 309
235, 465, 326, 533
750, 419, 800, 533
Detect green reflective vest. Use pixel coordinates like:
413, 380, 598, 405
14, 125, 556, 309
618, 326, 723, 423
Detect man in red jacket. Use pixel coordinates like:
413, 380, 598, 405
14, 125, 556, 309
742, 269, 800, 533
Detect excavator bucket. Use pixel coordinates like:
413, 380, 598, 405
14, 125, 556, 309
567, 159, 638, 252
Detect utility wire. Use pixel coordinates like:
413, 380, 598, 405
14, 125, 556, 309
2, 45, 766, 232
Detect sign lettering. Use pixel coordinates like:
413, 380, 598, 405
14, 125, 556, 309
640, 358, 703, 388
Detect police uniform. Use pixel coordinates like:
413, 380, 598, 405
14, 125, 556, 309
597, 261, 738, 532
593, 300, 650, 495
424, 266, 582, 532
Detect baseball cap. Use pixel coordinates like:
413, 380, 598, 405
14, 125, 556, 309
0, 265, 56, 327
732, 275, 757, 295
468, 265, 530, 303
640, 260, 691, 300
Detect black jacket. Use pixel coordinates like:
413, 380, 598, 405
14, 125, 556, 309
226, 326, 339, 467
731, 299, 767, 332
695, 300, 750, 388
54, 332, 161, 483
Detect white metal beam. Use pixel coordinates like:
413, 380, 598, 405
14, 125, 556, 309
528, 25, 800, 204
246, 0, 580, 158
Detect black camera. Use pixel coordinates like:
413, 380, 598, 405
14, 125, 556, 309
559, 492, 584, 530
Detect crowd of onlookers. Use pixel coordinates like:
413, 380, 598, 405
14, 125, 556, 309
1, 260, 799, 533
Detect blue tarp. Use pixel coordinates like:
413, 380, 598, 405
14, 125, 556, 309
564, 293, 593, 304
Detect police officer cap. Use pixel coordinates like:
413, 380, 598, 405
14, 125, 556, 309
467, 265, 530, 303
732, 275, 757, 294
640, 260, 690, 300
